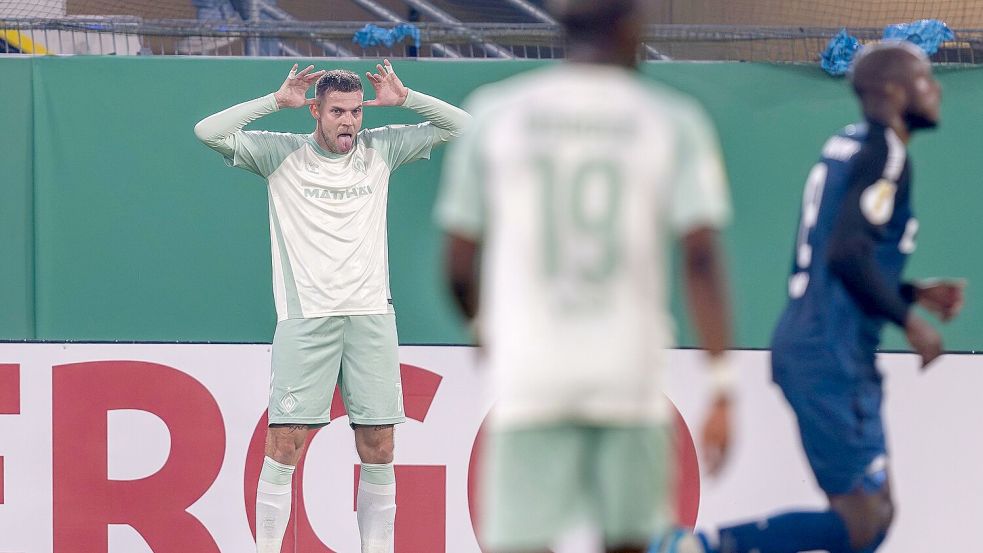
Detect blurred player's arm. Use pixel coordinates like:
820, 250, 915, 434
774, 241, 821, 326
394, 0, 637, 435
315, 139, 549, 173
682, 227, 734, 476
445, 234, 481, 321
434, 96, 485, 332
671, 99, 735, 476
826, 151, 942, 366
682, 228, 733, 359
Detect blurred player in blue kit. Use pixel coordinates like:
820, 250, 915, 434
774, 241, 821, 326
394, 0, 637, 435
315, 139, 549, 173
671, 40, 966, 553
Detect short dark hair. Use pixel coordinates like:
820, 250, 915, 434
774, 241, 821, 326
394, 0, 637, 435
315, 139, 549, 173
316, 69, 362, 98
549, 0, 637, 41
849, 41, 928, 98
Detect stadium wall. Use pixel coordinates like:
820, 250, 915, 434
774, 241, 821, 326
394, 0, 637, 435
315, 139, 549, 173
0, 345, 979, 552
1, 57, 980, 351
0, 57, 34, 339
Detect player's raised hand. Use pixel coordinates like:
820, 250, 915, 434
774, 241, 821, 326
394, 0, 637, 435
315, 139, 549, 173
273, 64, 327, 109
905, 312, 943, 369
363, 59, 409, 107
701, 394, 732, 477
915, 279, 966, 322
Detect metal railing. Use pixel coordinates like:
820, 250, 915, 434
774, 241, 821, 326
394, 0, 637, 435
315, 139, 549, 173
2, 18, 981, 63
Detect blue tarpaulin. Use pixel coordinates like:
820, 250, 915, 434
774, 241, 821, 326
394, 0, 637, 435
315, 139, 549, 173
820, 28, 861, 76
352, 23, 421, 49
883, 19, 955, 55
820, 19, 956, 76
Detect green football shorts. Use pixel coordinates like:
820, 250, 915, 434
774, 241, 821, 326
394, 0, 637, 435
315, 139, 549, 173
267, 314, 405, 427
480, 423, 673, 550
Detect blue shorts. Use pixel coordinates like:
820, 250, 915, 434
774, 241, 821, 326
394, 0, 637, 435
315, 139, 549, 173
773, 357, 887, 496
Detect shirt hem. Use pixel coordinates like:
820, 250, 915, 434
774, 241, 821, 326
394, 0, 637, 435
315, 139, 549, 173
488, 409, 670, 430
277, 306, 395, 321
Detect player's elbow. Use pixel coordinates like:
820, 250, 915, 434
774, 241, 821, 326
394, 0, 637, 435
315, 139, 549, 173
193, 120, 234, 154
456, 111, 473, 134
444, 111, 473, 140
444, 232, 481, 319
193, 119, 214, 144
826, 238, 865, 278
681, 227, 721, 278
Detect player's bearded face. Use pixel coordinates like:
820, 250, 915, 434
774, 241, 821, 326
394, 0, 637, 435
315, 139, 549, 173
314, 90, 364, 154
905, 68, 941, 130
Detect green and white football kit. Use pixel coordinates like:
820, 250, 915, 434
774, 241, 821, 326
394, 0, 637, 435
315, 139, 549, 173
437, 64, 731, 550
197, 88, 469, 426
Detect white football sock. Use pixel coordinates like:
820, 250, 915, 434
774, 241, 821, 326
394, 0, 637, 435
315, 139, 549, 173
357, 463, 397, 553
256, 456, 295, 553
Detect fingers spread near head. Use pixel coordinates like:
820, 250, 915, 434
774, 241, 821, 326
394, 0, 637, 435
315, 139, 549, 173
367, 59, 396, 82
286, 64, 325, 90
294, 64, 316, 78
306, 69, 327, 84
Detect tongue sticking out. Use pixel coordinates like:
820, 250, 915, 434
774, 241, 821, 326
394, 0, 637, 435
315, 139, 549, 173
337, 134, 354, 152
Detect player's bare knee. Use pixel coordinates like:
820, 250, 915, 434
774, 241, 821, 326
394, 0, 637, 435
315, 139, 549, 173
358, 439, 394, 463
835, 497, 892, 551
354, 424, 395, 463
875, 494, 895, 537
265, 425, 309, 465
358, 445, 394, 464
839, 515, 878, 551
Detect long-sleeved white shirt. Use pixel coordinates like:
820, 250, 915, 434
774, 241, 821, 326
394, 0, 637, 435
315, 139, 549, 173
196, 89, 470, 320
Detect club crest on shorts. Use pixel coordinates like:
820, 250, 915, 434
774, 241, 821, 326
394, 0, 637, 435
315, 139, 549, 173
280, 391, 299, 414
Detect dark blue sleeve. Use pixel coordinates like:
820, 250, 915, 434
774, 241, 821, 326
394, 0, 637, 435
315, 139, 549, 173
825, 144, 913, 327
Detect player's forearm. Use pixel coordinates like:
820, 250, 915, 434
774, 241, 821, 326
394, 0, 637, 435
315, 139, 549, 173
194, 94, 279, 156
444, 233, 481, 320
899, 281, 918, 303
402, 89, 471, 141
828, 237, 912, 326
682, 228, 733, 356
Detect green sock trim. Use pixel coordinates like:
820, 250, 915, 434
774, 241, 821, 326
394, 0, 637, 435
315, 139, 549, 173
260, 456, 295, 486
360, 463, 395, 485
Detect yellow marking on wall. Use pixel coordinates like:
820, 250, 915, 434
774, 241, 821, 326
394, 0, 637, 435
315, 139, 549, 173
0, 29, 49, 54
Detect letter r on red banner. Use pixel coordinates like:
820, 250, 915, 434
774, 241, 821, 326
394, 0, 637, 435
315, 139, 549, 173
53, 361, 226, 553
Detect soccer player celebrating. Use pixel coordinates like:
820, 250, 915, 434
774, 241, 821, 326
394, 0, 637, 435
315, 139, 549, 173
194, 61, 469, 553
682, 41, 965, 553
436, 1, 736, 552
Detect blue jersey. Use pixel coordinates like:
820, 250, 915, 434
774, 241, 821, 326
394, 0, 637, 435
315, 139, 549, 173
772, 121, 917, 380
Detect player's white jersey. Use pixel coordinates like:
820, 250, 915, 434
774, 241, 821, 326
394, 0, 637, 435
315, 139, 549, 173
437, 64, 731, 427
239, 124, 434, 320
197, 90, 468, 321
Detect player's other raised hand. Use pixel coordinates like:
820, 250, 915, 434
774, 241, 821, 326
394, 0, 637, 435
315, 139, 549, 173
915, 278, 966, 322
701, 394, 731, 476
904, 312, 943, 369
274, 64, 327, 109
363, 59, 409, 107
